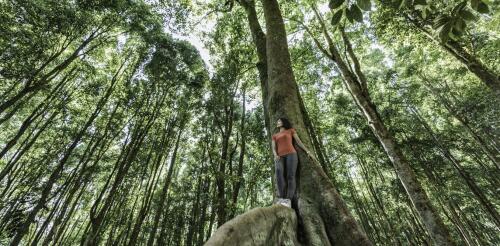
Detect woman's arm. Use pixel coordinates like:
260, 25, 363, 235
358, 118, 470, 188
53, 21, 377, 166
292, 132, 309, 152
271, 140, 279, 161
293, 132, 316, 160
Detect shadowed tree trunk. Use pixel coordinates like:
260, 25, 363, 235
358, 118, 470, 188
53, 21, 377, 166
146, 126, 182, 246
230, 86, 247, 219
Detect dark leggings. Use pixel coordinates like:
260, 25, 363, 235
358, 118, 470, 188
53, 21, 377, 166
275, 152, 298, 199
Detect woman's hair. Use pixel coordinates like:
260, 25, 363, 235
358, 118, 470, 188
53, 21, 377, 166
278, 117, 292, 130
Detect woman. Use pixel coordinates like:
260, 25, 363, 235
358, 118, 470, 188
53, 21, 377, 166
271, 117, 314, 207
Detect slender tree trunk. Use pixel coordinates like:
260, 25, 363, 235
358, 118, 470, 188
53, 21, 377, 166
300, 7, 456, 244
205, 186, 217, 242
186, 166, 203, 246
9, 66, 121, 245
406, 16, 500, 94
0, 29, 101, 115
419, 76, 500, 168
215, 94, 235, 227
83, 119, 151, 245
298, 93, 332, 179
196, 175, 211, 245
410, 106, 500, 228
444, 40, 500, 93
230, 87, 246, 219
240, 0, 270, 135
354, 149, 401, 245
146, 128, 182, 246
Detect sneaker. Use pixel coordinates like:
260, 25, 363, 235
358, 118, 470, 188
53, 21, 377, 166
275, 198, 286, 207
281, 199, 291, 208
274, 198, 283, 205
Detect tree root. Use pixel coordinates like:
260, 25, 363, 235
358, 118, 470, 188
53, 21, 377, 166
205, 205, 300, 246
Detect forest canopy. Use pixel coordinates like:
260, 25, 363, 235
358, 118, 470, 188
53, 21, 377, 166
0, 0, 498, 245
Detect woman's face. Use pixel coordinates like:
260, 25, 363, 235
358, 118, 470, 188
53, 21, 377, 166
276, 119, 283, 128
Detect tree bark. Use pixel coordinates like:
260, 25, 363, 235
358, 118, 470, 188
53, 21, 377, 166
214, 0, 372, 245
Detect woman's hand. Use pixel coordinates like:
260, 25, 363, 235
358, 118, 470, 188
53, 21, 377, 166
305, 150, 318, 162
274, 154, 280, 162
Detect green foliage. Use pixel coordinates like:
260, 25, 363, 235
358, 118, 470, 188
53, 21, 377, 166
0, 0, 498, 245
329, 0, 346, 9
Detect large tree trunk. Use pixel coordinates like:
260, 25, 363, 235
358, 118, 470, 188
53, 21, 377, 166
209, 0, 372, 245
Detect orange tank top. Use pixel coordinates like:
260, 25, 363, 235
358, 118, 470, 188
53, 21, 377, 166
272, 128, 296, 156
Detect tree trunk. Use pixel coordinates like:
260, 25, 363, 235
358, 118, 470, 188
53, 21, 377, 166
230, 87, 247, 219
210, 0, 372, 245
8, 66, 121, 245
407, 17, 500, 94
146, 128, 182, 246
443, 40, 500, 94
410, 106, 500, 228
419, 76, 499, 168
301, 8, 455, 244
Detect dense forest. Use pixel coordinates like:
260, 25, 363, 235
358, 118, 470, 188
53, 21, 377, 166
0, 0, 498, 245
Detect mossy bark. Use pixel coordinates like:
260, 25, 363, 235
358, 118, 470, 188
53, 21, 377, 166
205, 205, 299, 246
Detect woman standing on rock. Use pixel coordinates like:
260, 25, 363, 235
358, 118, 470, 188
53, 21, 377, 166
272, 117, 314, 207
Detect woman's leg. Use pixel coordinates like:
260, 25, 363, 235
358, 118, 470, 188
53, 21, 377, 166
275, 157, 286, 198
285, 153, 298, 199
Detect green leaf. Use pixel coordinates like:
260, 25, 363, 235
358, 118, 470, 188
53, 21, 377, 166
399, 0, 412, 9
413, 0, 427, 6
350, 4, 363, 22
433, 15, 450, 29
470, 0, 479, 9
329, 0, 345, 9
459, 9, 476, 21
421, 7, 428, 19
471, 0, 489, 13
392, 0, 403, 8
357, 0, 371, 11
346, 7, 354, 22
437, 21, 453, 42
454, 18, 466, 33
450, 27, 462, 40
476, 2, 489, 13
452, 1, 467, 15
331, 9, 343, 26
